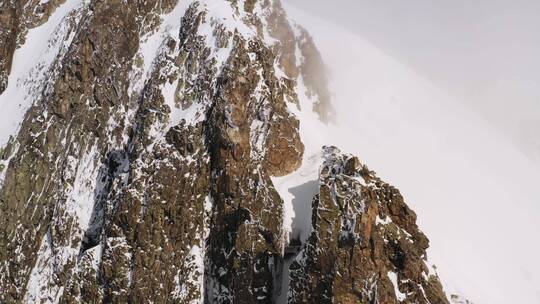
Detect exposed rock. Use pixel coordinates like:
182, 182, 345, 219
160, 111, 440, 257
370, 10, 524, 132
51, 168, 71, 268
0, 1, 18, 94
0, 0, 450, 303
288, 147, 449, 304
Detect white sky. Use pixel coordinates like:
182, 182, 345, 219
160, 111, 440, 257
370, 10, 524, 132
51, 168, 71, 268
283, 1, 540, 303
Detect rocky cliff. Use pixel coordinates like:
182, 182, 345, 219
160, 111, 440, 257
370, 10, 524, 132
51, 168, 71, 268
0, 0, 448, 303
288, 147, 448, 304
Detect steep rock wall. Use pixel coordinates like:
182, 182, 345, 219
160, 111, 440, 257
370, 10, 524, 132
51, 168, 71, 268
0, 1, 449, 303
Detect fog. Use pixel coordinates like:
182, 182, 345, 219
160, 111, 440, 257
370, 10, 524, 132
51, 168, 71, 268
283, 1, 540, 303
286, 0, 540, 162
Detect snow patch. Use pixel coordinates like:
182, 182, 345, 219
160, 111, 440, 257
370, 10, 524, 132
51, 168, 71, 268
172, 244, 206, 303
64, 144, 101, 233
271, 75, 331, 242
24, 230, 63, 303
387, 271, 406, 301
132, 0, 193, 94
376, 215, 392, 225
162, 79, 206, 130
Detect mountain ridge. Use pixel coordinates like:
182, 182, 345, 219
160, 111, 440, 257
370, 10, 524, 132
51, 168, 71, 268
0, 1, 449, 303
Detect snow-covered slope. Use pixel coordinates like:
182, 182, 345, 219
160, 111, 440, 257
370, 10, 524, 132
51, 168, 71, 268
284, 4, 540, 304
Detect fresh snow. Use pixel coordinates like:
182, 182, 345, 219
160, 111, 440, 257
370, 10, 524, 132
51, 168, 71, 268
204, 0, 256, 38
271, 76, 331, 243
387, 271, 406, 301
162, 79, 206, 131
376, 215, 392, 226
172, 245, 205, 303
63, 144, 101, 234
137, 0, 193, 83
24, 230, 64, 303
24, 143, 101, 303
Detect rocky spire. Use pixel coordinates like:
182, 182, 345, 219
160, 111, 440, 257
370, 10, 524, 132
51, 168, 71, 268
288, 147, 448, 304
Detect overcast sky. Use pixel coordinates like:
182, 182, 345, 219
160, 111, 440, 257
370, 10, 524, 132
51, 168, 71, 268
284, 0, 540, 162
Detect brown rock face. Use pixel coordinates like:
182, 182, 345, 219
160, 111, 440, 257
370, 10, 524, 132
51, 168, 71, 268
288, 147, 449, 304
0, 0, 70, 94
0, 0, 450, 303
0, 0, 310, 302
0, 1, 18, 93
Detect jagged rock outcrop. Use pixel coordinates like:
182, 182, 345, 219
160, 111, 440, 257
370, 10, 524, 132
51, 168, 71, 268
288, 147, 448, 304
0, 0, 449, 303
